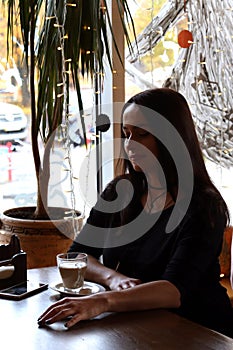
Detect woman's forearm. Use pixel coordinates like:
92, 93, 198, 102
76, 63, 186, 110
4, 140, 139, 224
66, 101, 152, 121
83, 255, 181, 311
85, 255, 123, 287
85, 255, 141, 290
104, 280, 181, 311
37, 278, 181, 328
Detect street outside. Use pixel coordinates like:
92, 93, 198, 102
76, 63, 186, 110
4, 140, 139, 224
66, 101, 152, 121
0, 142, 36, 211
0, 142, 92, 217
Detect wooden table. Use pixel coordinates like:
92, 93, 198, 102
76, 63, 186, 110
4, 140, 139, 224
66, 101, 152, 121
0, 267, 232, 350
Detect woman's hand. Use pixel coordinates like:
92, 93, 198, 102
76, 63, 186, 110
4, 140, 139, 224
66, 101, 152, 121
76, 255, 141, 291
37, 293, 108, 329
37, 280, 180, 328
107, 271, 142, 290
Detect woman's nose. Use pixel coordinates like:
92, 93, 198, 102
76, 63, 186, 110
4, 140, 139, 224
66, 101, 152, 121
125, 134, 138, 149
125, 133, 133, 145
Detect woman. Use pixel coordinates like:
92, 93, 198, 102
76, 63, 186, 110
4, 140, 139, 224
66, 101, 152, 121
38, 88, 233, 337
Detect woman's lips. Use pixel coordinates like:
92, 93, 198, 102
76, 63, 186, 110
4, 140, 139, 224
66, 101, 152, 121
129, 154, 143, 162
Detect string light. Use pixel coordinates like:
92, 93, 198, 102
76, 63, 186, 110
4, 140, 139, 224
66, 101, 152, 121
52, 0, 80, 232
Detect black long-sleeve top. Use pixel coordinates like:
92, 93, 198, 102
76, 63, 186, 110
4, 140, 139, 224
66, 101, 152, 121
69, 176, 233, 337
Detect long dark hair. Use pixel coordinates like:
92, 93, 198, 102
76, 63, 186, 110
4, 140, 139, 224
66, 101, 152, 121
117, 88, 229, 227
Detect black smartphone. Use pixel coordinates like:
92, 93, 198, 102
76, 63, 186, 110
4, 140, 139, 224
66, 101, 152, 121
0, 281, 48, 300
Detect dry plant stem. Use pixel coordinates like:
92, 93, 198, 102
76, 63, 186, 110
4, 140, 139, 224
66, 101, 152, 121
29, 5, 47, 219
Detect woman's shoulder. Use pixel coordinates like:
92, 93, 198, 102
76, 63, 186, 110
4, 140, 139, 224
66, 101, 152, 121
192, 187, 228, 219
181, 189, 227, 232
107, 174, 132, 185
101, 174, 132, 201
102, 174, 133, 197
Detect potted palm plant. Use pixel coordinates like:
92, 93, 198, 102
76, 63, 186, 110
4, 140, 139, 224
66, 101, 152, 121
0, 0, 136, 267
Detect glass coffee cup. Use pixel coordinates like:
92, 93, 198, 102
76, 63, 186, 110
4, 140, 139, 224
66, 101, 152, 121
56, 252, 88, 292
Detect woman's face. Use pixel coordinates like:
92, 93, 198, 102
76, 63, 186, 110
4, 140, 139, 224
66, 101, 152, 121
122, 103, 158, 173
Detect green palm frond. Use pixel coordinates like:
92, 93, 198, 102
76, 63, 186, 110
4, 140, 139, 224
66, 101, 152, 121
1, 0, 136, 217
2, 0, 136, 134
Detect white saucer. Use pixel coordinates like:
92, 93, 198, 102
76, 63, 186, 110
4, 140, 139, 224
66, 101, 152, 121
50, 281, 106, 296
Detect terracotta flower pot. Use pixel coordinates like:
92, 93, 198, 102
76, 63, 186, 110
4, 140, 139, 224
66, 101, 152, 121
0, 207, 83, 268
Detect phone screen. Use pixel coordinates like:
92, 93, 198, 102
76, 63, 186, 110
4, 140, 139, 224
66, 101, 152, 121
0, 281, 48, 300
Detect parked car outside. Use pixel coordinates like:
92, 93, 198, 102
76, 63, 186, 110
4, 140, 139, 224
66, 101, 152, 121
0, 102, 28, 143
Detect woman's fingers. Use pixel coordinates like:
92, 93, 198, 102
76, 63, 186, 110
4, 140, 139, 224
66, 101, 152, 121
42, 308, 72, 325
65, 314, 83, 328
38, 299, 77, 326
117, 278, 141, 290
38, 298, 67, 321
38, 294, 109, 328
